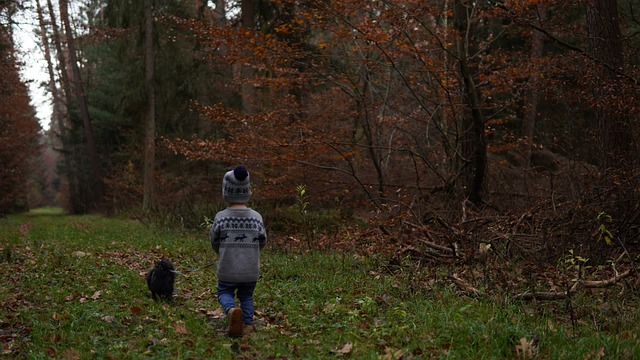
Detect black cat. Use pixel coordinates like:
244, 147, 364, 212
146, 258, 176, 302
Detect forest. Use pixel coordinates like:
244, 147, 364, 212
2, 0, 640, 357
2, 0, 640, 278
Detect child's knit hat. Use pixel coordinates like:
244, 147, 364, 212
222, 165, 251, 204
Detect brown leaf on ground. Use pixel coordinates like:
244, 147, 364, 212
130, 306, 142, 315
61, 348, 80, 360
383, 346, 406, 359
52, 313, 68, 321
332, 342, 353, 356
198, 307, 224, 319
173, 321, 188, 335
46, 347, 56, 357
195, 290, 212, 300
18, 222, 33, 237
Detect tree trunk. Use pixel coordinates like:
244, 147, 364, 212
59, 0, 104, 209
36, 0, 70, 202
522, 5, 546, 167
142, 0, 156, 211
358, 67, 385, 197
240, 0, 257, 115
586, 0, 634, 171
48, 0, 72, 116
453, 0, 486, 205
35, 0, 63, 136
47, 0, 83, 213
213, 0, 227, 25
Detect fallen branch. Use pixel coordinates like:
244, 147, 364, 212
513, 291, 570, 301
418, 238, 455, 255
449, 274, 484, 297
514, 269, 634, 301
580, 269, 632, 288
405, 221, 457, 257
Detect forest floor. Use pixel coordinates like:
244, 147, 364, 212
1, 208, 639, 359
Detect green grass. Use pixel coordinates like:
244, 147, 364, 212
1, 209, 639, 359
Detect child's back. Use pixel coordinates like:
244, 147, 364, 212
209, 166, 267, 337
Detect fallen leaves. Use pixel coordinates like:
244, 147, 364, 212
332, 342, 353, 356
198, 307, 225, 319
61, 348, 81, 360
381, 346, 406, 359
2, 211, 639, 360
0, 319, 30, 356
173, 321, 188, 335
101, 315, 116, 323
130, 306, 143, 315
65, 291, 102, 303
52, 313, 68, 321
18, 222, 33, 237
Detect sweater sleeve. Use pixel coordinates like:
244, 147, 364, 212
210, 220, 220, 254
258, 213, 267, 249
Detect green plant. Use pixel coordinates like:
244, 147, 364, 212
561, 249, 591, 280
295, 184, 316, 244
596, 211, 614, 245
295, 184, 309, 216
200, 215, 214, 230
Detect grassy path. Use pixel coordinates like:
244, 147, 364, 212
1, 208, 639, 358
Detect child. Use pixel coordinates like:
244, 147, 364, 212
210, 165, 267, 337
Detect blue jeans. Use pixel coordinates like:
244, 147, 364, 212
217, 281, 257, 325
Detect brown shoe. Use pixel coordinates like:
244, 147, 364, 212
227, 308, 243, 337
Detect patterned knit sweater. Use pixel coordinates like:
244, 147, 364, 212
210, 207, 267, 283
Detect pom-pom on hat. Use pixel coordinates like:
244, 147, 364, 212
222, 165, 251, 204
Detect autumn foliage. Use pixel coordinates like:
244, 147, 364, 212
158, 0, 640, 260
0, 32, 41, 216
165, 2, 610, 201
7, 0, 640, 261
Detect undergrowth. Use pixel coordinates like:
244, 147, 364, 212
1, 208, 639, 358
